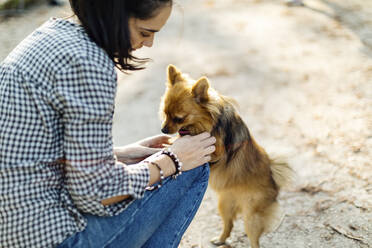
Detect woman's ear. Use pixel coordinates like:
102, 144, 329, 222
192, 77, 210, 103
167, 64, 182, 86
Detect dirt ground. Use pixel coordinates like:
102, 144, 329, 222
1, 0, 371, 247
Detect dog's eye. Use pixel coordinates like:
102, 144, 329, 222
173, 117, 185, 123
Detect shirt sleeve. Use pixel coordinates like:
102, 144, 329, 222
53, 56, 150, 216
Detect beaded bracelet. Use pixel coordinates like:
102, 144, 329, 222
161, 148, 183, 179
144, 161, 164, 191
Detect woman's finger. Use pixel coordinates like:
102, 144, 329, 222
192, 132, 211, 141
198, 136, 216, 149
203, 155, 212, 163
138, 134, 172, 147
204, 145, 216, 155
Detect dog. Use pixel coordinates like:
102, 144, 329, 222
160, 65, 293, 248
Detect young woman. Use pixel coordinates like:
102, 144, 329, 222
0, 0, 216, 247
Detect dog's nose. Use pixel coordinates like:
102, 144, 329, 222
161, 126, 169, 134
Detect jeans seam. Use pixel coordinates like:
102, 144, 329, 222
102, 178, 173, 247
102, 210, 138, 248
103, 167, 209, 248
169, 180, 208, 248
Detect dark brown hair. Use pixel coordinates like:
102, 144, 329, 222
69, 0, 172, 72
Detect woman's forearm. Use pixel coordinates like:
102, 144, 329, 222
147, 154, 176, 185
114, 145, 160, 164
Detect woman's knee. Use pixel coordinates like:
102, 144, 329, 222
188, 163, 210, 184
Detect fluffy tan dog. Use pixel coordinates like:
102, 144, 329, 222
160, 65, 293, 248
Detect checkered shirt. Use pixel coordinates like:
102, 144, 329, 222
0, 18, 150, 248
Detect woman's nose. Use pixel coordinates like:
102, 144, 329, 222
142, 37, 154, 48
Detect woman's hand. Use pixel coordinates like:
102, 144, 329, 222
114, 134, 172, 164
137, 134, 172, 149
169, 132, 216, 171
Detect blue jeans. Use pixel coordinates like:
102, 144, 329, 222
58, 164, 209, 248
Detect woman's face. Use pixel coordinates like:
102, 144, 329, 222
129, 5, 172, 51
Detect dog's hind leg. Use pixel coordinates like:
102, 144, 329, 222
211, 194, 236, 246
243, 211, 264, 248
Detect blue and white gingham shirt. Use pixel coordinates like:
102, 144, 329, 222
0, 18, 150, 248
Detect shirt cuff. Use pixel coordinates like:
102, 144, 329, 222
99, 161, 150, 216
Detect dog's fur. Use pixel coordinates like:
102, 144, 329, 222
160, 65, 293, 248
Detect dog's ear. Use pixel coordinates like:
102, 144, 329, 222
192, 77, 210, 103
167, 64, 182, 86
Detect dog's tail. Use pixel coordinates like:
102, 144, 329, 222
270, 156, 295, 189
263, 156, 295, 234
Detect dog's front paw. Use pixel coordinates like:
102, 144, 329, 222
210, 237, 231, 247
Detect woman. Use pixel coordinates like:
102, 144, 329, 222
0, 0, 216, 247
